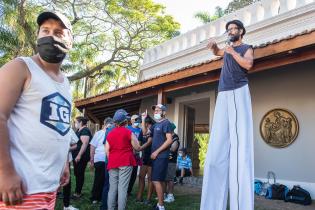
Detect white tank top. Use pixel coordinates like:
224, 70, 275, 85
7, 57, 72, 194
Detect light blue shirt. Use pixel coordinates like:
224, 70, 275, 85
177, 155, 192, 170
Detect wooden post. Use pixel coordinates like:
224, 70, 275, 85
157, 89, 166, 104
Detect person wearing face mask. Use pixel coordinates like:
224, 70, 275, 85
164, 123, 180, 203
126, 115, 144, 197
200, 20, 254, 210
149, 104, 173, 210
136, 115, 155, 205
105, 109, 142, 210
0, 11, 73, 209
89, 117, 114, 205
100, 118, 116, 210
175, 148, 192, 185
72, 116, 92, 199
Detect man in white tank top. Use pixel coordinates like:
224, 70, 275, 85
0, 11, 74, 209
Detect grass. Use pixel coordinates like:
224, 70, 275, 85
55, 169, 270, 210
55, 169, 201, 210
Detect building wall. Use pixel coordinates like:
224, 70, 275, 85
139, 61, 315, 195
250, 60, 315, 185
187, 99, 211, 125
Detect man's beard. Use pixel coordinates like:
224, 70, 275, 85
228, 33, 241, 42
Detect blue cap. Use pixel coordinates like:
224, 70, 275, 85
113, 109, 128, 124
151, 104, 167, 111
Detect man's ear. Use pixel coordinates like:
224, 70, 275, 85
239, 29, 244, 37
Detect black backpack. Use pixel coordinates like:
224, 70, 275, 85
285, 185, 312, 205
265, 184, 289, 200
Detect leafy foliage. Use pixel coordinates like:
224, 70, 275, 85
194, 6, 225, 24
0, 0, 180, 99
194, 133, 210, 169
195, 0, 259, 24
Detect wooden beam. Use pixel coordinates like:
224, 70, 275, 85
91, 103, 141, 115
85, 109, 100, 124
252, 47, 315, 73
157, 89, 166, 104
75, 60, 222, 107
254, 31, 315, 59
164, 72, 220, 92
95, 107, 141, 120
88, 99, 141, 111
75, 31, 315, 108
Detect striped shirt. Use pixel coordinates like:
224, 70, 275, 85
0, 192, 56, 210
177, 155, 192, 170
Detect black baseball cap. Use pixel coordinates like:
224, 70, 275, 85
37, 11, 72, 34
226, 19, 246, 36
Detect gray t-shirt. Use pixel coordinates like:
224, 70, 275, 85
218, 44, 252, 92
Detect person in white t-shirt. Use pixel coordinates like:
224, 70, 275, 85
89, 117, 114, 204
63, 129, 79, 210
0, 11, 73, 209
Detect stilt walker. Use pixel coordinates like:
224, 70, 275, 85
200, 20, 254, 210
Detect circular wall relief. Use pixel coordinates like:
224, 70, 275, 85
260, 109, 299, 148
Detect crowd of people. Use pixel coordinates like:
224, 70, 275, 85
63, 104, 193, 210
0, 7, 254, 210
0, 10, 195, 210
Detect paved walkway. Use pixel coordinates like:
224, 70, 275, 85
173, 184, 315, 210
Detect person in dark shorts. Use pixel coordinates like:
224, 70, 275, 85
136, 115, 155, 204
149, 104, 173, 210
164, 123, 180, 203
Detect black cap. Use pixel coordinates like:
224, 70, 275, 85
226, 20, 246, 36
37, 11, 72, 34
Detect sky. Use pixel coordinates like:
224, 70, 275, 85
153, 0, 232, 33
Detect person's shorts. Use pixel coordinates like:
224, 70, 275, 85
151, 158, 168, 181
142, 157, 152, 166
176, 168, 192, 177
165, 162, 177, 181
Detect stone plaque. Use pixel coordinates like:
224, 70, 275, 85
260, 109, 299, 148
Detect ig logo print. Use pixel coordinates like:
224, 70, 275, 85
40, 92, 71, 136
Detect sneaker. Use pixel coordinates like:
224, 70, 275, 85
64, 205, 79, 210
152, 205, 166, 210
92, 200, 98, 204
152, 204, 165, 210
143, 199, 151, 205
155, 194, 167, 201
164, 194, 175, 203
71, 193, 82, 200
179, 177, 183, 185
135, 198, 143, 203
173, 177, 178, 184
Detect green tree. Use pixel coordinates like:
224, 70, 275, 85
42, 0, 180, 84
194, 133, 210, 170
195, 0, 259, 24
225, 0, 258, 14
0, 0, 42, 66
0, 0, 180, 96
194, 6, 225, 24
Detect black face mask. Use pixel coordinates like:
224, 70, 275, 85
37, 36, 66, 63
